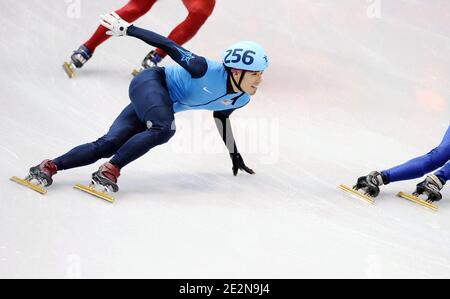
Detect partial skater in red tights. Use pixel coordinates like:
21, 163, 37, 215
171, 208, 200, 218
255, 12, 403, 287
63, 0, 216, 78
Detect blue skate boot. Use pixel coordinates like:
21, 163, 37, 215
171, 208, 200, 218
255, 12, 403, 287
63, 45, 93, 78
132, 50, 163, 77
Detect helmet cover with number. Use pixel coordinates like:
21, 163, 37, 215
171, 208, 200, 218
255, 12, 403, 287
222, 41, 269, 71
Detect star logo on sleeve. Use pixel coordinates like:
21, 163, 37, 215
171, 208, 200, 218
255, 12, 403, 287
176, 47, 195, 65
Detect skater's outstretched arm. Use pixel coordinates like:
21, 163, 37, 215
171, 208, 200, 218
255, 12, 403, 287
127, 26, 207, 77
100, 12, 207, 78
214, 109, 238, 154
214, 109, 255, 176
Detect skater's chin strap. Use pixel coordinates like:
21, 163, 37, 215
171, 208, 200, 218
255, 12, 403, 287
225, 66, 246, 93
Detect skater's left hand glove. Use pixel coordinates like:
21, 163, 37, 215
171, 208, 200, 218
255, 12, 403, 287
100, 12, 131, 37
230, 153, 255, 176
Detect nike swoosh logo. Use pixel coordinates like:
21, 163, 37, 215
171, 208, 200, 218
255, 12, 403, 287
203, 87, 212, 94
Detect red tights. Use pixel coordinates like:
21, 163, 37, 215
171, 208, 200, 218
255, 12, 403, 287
83, 0, 216, 58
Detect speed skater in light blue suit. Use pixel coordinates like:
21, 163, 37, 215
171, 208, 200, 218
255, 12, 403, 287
26, 12, 269, 193
354, 125, 450, 202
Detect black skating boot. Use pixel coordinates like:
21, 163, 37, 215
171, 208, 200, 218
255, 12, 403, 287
414, 174, 445, 202
354, 171, 386, 197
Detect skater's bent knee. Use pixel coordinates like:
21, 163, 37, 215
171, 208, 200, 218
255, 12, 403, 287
161, 128, 176, 143
185, 0, 215, 16
432, 145, 450, 164
187, 11, 211, 26
118, 0, 154, 21
147, 121, 176, 143
439, 144, 450, 155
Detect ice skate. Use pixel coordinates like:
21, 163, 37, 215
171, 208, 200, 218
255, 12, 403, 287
10, 160, 58, 195
414, 175, 444, 202
353, 171, 385, 197
339, 171, 385, 204
63, 45, 93, 78
397, 175, 443, 211
132, 50, 162, 76
74, 162, 120, 203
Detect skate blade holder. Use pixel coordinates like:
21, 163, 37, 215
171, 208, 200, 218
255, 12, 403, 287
63, 62, 76, 79
74, 184, 114, 203
339, 184, 375, 205
10, 176, 47, 195
397, 192, 438, 211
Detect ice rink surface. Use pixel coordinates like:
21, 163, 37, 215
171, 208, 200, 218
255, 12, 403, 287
0, 0, 449, 278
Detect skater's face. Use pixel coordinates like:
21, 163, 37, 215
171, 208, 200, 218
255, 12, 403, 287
231, 70, 264, 95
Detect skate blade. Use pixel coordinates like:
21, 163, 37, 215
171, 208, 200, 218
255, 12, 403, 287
74, 184, 114, 203
10, 176, 47, 195
397, 192, 438, 211
63, 62, 76, 79
339, 184, 375, 204
131, 68, 141, 77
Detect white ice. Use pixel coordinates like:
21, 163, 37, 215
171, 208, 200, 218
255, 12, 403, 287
0, 0, 449, 278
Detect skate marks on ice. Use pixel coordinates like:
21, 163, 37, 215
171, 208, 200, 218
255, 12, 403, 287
74, 184, 114, 203
339, 184, 375, 205
397, 192, 439, 212
10, 176, 47, 195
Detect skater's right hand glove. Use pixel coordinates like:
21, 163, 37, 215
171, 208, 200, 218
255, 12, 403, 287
100, 12, 131, 37
230, 153, 255, 176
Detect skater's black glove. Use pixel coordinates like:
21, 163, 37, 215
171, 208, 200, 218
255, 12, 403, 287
230, 153, 255, 176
